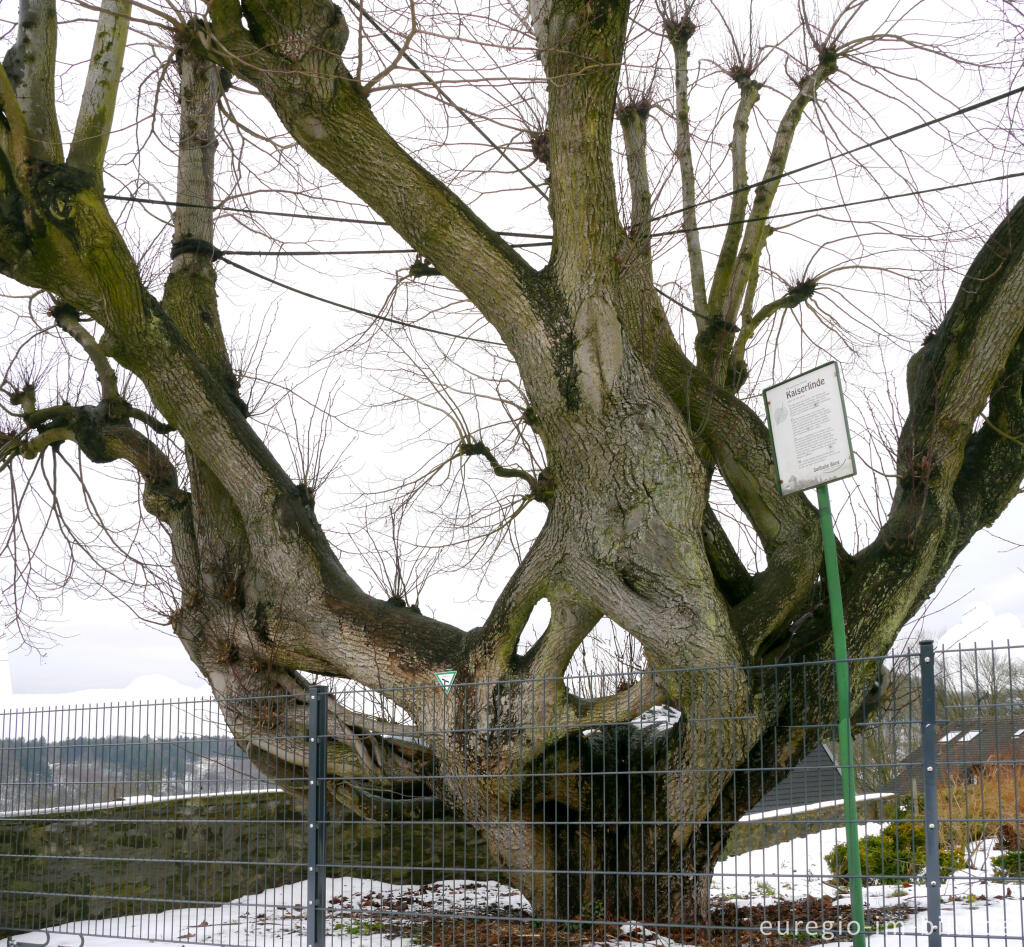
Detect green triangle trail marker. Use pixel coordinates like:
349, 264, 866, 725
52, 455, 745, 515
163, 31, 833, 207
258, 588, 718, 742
434, 669, 457, 693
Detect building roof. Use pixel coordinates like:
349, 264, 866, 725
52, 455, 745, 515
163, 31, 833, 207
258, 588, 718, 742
749, 743, 844, 814
880, 716, 1024, 796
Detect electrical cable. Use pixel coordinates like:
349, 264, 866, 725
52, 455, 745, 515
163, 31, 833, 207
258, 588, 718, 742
110, 80, 1024, 328
164, 168, 1024, 261
218, 242, 552, 257
176, 166, 1023, 332
652, 169, 1024, 240
108, 162, 1024, 257
217, 257, 499, 347
106, 84, 1023, 245
102, 193, 545, 240
652, 82, 1024, 224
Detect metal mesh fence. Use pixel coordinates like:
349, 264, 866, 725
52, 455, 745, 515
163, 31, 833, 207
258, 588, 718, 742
1, 643, 1022, 946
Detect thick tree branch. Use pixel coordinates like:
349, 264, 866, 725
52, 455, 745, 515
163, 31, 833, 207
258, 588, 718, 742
523, 593, 603, 681
161, 26, 235, 395
472, 518, 564, 675
541, 0, 629, 388
0, 61, 32, 174
700, 505, 754, 605
53, 304, 121, 402
5, 398, 190, 527
1, 424, 70, 460
1, 154, 468, 696
568, 675, 665, 729
898, 196, 1024, 500
67, 0, 131, 178
705, 78, 761, 323
953, 346, 1024, 544
619, 103, 653, 256
3, 0, 63, 164
203, 0, 544, 362
664, 6, 707, 320
843, 194, 1024, 656
640, 337, 822, 651
718, 56, 837, 327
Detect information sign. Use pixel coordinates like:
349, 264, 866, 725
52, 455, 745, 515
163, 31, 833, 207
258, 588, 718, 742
434, 669, 457, 693
763, 362, 856, 496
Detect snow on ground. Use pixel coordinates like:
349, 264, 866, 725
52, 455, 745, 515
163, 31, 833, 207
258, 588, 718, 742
714, 824, 1024, 944
4, 827, 1022, 946
0, 878, 693, 947
867, 837, 1024, 945
713, 821, 888, 903
738, 793, 896, 824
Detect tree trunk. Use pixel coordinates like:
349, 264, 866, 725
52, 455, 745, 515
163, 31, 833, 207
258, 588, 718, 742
4, 2, 1024, 933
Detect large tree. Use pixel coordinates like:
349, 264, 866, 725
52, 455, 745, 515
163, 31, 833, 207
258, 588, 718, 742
2, 0, 1023, 923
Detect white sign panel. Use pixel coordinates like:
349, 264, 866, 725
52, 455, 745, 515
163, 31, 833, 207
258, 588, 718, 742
763, 362, 855, 496
434, 669, 457, 693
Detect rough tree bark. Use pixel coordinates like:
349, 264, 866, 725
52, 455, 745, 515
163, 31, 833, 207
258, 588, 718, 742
2, 0, 1023, 924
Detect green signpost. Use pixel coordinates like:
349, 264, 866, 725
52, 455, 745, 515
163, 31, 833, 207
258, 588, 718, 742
764, 362, 866, 947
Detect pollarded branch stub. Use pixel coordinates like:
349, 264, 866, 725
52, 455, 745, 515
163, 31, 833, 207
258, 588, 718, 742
527, 128, 550, 167
783, 276, 817, 304
221, 0, 349, 68
616, 93, 654, 124
8, 381, 36, 414
27, 160, 93, 230
659, 0, 699, 46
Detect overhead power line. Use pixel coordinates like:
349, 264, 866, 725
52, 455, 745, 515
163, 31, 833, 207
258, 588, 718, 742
653, 82, 1024, 224
103, 193, 545, 240
653, 170, 1024, 240
163, 168, 1024, 261
186, 166, 1021, 342
218, 243, 552, 257
105, 193, 387, 226
107, 84, 1023, 247
218, 257, 499, 347
212, 166, 1022, 329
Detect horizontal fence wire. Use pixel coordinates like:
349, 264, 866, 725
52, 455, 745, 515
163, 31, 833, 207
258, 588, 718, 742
1, 643, 1022, 946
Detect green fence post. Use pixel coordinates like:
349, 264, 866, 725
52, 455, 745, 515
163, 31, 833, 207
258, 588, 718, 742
817, 483, 866, 947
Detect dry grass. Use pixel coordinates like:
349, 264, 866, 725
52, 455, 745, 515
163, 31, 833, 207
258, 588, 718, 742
935, 760, 1024, 850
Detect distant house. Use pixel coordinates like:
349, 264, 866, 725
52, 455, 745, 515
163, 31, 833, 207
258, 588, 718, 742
881, 718, 1024, 798
748, 743, 844, 816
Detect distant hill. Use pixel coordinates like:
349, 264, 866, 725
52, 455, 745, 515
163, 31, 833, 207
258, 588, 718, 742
0, 734, 270, 813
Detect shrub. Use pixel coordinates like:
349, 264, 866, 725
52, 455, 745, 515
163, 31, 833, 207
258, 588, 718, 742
991, 850, 1024, 878
826, 821, 966, 884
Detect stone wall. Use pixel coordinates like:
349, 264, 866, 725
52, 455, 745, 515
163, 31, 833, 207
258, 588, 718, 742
725, 795, 897, 857
0, 792, 491, 937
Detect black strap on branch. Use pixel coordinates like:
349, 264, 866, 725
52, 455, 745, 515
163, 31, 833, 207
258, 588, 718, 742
170, 238, 222, 261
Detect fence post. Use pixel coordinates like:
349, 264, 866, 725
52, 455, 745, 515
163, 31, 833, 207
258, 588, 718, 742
307, 685, 328, 947
919, 641, 942, 946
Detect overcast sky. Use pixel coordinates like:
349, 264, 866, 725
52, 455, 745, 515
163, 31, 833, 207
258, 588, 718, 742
5, 491, 1022, 701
